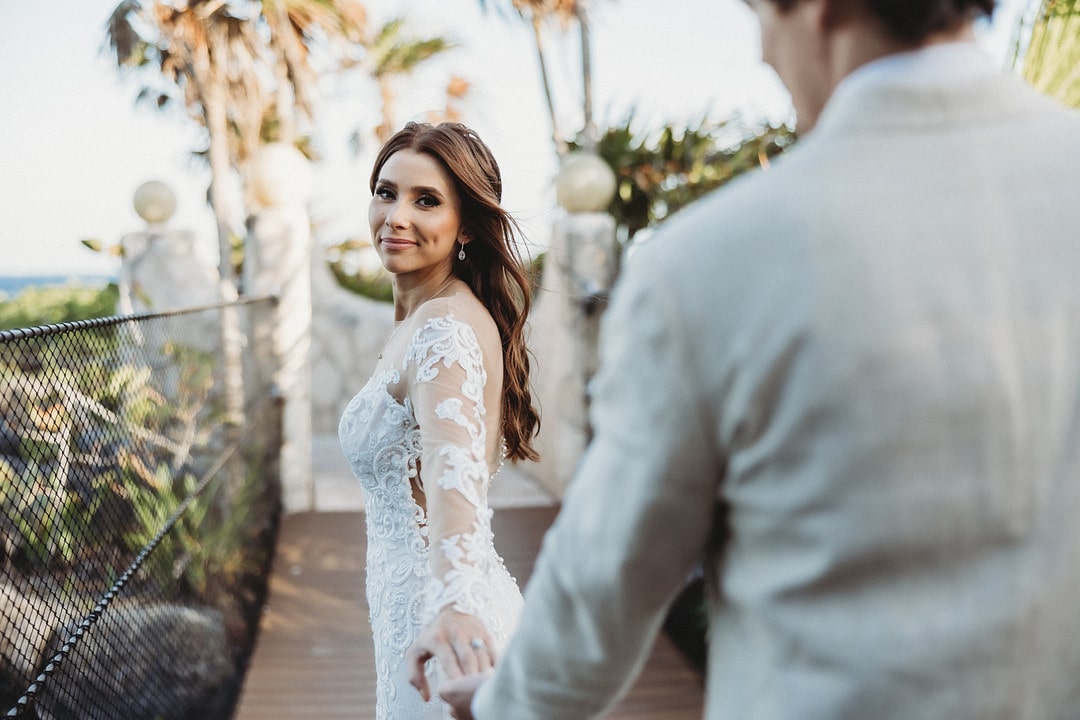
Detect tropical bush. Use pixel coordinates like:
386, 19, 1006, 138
571, 113, 797, 245
0, 336, 213, 574
0, 319, 280, 714
0, 284, 119, 332
325, 240, 396, 303
1011, 0, 1080, 109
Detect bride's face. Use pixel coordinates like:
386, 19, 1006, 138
369, 149, 464, 279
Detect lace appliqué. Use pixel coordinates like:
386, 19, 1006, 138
339, 366, 433, 718
405, 316, 504, 625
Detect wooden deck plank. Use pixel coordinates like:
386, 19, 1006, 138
234, 508, 704, 719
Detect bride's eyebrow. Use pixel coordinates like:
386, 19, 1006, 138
410, 185, 447, 199
374, 178, 447, 199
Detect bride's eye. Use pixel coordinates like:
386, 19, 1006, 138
417, 194, 441, 208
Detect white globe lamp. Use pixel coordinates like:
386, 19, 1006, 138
554, 151, 617, 213
133, 180, 177, 226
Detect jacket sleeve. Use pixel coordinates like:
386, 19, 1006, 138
406, 314, 500, 625
474, 244, 723, 718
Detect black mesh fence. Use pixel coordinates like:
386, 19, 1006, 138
0, 298, 282, 719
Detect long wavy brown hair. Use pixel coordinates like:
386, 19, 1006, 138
370, 122, 540, 462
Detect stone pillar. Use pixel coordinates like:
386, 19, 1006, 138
243, 144, 314, 513
525, 152, 618, 498
118, 181, 224, 417
119, 181, 221, 327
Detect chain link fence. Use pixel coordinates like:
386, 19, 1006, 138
0, 298, 281, 719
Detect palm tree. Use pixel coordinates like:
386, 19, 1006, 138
107, 1, 369, 277
478, 0, 599, 156
361, 17, 456, 143
260, 0, 368, 147
105, 0, 367, 430
1011, 0, 1080, 108
107, 0, 257, 291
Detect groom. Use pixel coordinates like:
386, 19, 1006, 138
410, 0, 1080, 717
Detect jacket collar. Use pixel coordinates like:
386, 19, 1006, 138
810, 42, 1016, 138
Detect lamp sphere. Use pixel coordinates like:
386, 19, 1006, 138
133, 180, 177, 225
555, 151, 617, 213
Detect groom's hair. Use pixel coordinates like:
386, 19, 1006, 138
767, 0, 996, 43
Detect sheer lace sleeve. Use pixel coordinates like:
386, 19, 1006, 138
405, 313, 501, 625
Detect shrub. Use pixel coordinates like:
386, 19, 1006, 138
0, 284, 119, 331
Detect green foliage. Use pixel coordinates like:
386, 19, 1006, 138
368, 17, 456, 76
571, 114, 797, 243
0, 283, 119, 331
118, 446, 273, 605
1012, 0, 1080, 108
0, 323, 275, 619
0, 335, 215, 572
80, 237, 124, 258
525, 252, 545, 294
325, 242, 395, 303
105, 365, 158, 424
120, 466, 202, 595
0, 463, 107, 569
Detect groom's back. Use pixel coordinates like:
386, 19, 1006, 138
665, 63, 1080, 720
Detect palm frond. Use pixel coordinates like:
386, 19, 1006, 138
281, 0, 368, 43
105, 0, 150, 65
368, 17, 455, 77
1016, 0, 1080, 108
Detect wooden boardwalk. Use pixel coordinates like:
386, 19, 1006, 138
233, 507, 705, 719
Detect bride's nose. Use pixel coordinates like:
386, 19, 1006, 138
384, 202, 409, 229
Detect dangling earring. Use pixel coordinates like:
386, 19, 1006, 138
458, 242, 467, 261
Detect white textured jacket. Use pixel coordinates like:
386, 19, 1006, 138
475, 43, 1080, 720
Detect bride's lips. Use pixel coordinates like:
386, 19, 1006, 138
380, 237, 416, 251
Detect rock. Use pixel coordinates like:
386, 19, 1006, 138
34, 603, 235, 720
0, 582, 73, 713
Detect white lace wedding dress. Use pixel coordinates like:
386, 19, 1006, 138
338, 300, 524, 719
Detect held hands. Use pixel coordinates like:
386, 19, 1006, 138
439, 672, 491, 720
406, 607, 495, 702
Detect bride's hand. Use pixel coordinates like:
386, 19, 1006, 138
439, 671, 492, 720
406, 608, 495, 701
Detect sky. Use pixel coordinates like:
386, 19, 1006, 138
0, 0, 1027, 278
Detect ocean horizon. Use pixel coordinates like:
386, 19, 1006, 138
0, 274, 117, 300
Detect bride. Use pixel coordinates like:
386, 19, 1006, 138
338, 121, 540, 719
